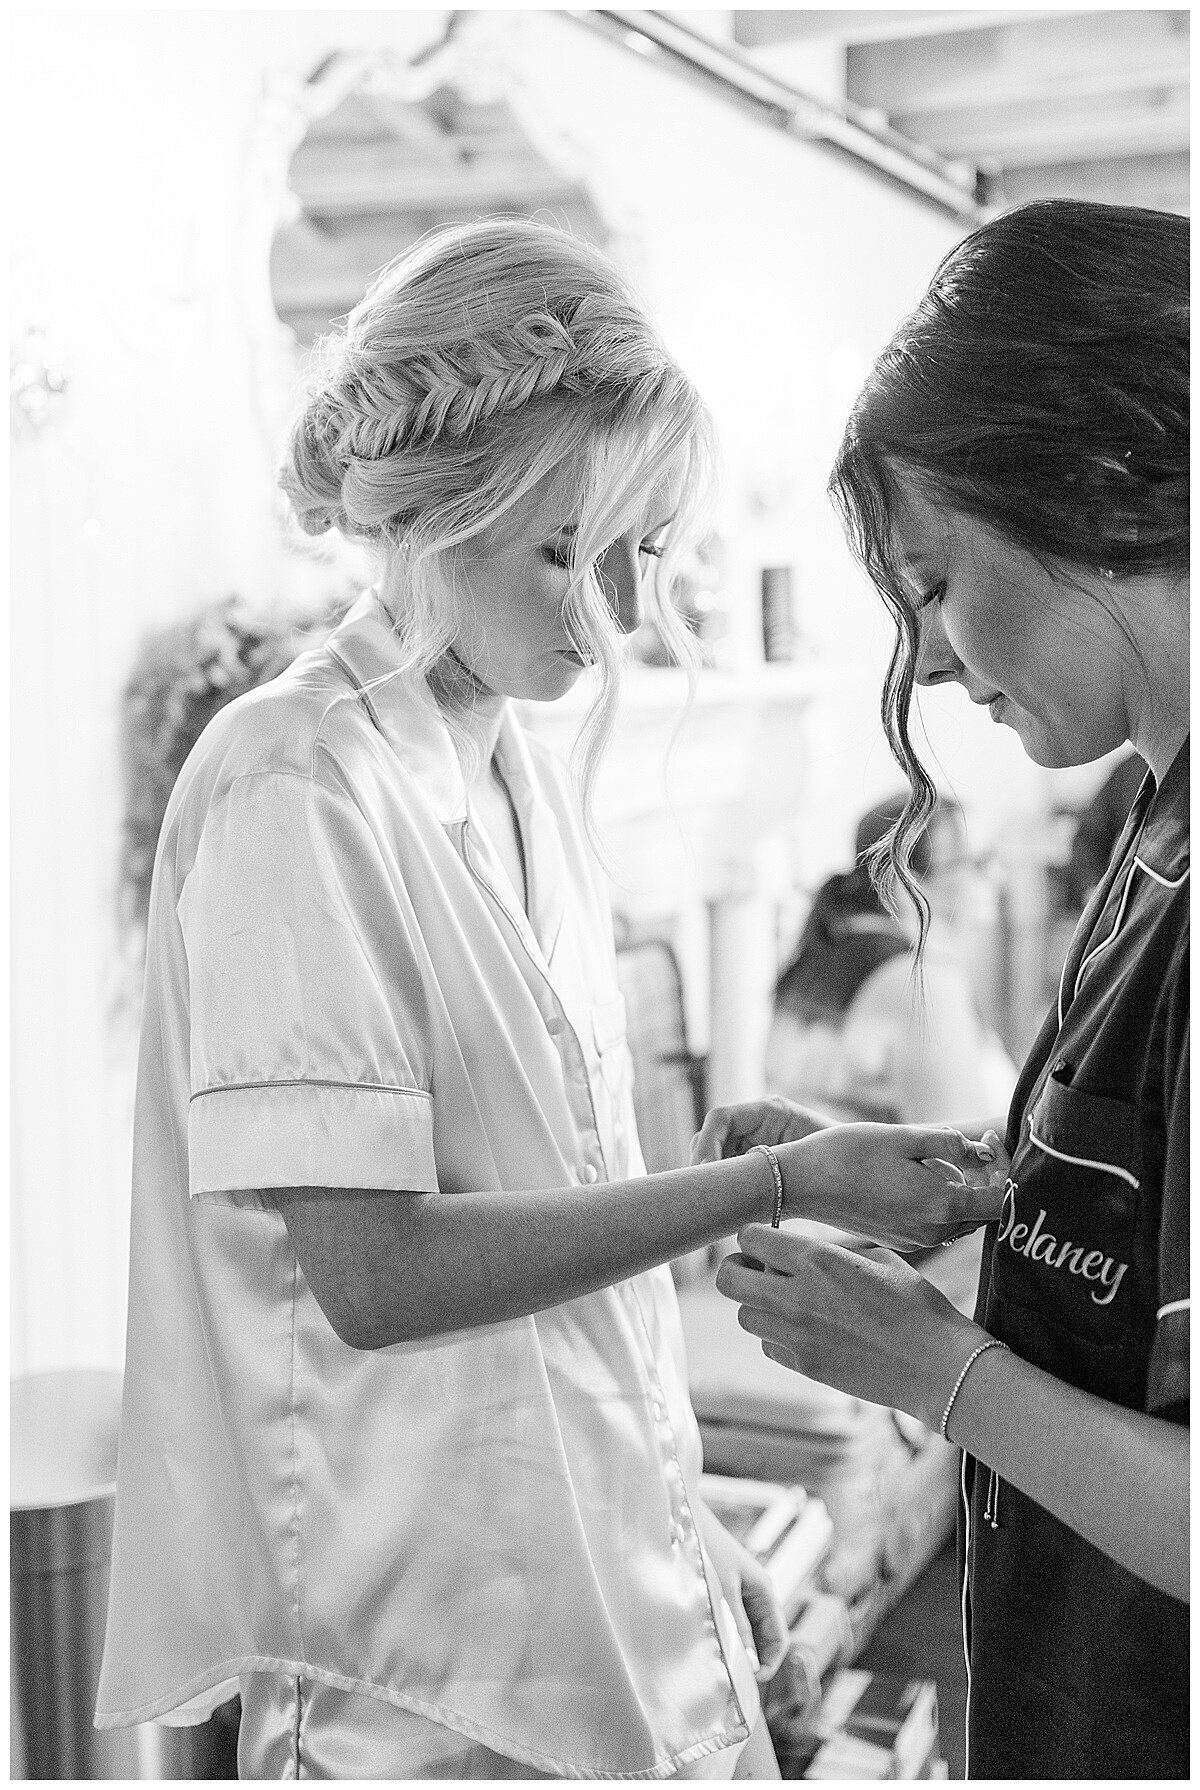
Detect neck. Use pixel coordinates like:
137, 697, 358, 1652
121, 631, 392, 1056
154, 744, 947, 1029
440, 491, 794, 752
426, 647, 507, 777
1122, 571, 1190, 783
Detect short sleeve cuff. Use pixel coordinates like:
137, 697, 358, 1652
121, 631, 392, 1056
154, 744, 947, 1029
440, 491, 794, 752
188, 1080, 438, 1200
1147, 1302, 1190, 1415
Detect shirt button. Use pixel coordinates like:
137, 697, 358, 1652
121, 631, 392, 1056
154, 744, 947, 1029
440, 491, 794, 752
582, 1164, 599, 1183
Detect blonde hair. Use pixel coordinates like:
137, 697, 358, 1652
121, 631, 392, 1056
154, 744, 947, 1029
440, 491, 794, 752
279, 218, 716, 813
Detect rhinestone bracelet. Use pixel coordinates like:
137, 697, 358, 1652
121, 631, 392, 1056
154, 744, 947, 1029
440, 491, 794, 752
749, 1143, 785, 1228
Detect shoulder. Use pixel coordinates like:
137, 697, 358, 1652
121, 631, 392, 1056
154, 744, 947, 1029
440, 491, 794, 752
181, 644, 363, 787
161, 645, 393, 870
850, 947, 983, 1041
853, 946, 964, 1006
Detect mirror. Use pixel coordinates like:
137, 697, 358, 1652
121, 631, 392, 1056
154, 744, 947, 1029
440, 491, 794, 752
270, 30, 614, 349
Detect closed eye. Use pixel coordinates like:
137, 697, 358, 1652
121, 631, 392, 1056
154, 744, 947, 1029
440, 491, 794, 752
917, 580, 946, 610
544, 530, 667, 571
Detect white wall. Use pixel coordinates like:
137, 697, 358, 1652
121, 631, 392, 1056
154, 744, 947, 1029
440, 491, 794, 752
10, 8, 1076, 1374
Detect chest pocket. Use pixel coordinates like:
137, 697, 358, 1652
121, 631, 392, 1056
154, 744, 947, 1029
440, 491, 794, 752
994, 1073, 1142, 1347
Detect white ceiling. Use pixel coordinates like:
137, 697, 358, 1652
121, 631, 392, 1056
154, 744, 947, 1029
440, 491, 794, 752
729, 8, 1189, 212
272, 10, 1189, 344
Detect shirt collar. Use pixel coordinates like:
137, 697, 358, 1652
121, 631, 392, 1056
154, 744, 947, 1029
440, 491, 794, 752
323, 590, 469, 824
320, 593, 564, 883
1137, 734, 1189, 882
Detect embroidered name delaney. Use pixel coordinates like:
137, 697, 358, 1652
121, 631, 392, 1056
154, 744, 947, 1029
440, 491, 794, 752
997, 1184, 1129, 1307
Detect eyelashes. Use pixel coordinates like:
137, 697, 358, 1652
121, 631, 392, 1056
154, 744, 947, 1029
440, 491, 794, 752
541, 538, 665, 572
916, 580, 946, 610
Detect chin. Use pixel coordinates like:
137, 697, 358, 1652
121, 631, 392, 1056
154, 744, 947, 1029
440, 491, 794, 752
1013, 713, 1123, 770
519, 662, 586, 703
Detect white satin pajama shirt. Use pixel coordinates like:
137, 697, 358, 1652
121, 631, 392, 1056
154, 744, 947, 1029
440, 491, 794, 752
95, 590, 756, 1778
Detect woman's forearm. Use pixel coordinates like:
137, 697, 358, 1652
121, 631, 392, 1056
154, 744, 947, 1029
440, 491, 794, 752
272, 1122, 998, 1350
947, 1343, 1189, 1601
272, 1154, 776, 1350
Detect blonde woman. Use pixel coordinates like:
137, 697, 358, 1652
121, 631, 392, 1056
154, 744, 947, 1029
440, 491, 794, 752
95, 220, 999, 1780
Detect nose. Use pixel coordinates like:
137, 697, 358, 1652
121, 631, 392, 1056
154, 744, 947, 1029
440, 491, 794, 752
598, 537, 644, 637
913, 603, 961, 688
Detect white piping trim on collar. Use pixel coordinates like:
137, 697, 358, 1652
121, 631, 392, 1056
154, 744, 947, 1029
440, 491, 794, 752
1069, 853, 1188, 1011
1157, 1297, 1190, 1321
1060, 859, 1136, 1024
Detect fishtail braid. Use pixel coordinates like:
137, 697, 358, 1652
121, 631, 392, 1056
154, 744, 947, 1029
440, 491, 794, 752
341, 313, 588, 463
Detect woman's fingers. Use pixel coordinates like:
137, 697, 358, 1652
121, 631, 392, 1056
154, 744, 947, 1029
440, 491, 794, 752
741, 1571, 790, 1679
716, 1234, 808, 1293
690, 1107, 733, 1164
726, 1228, 806, 1275
690, 1098, 821, 1165
902, 1126, 1008, 1228
903, 1122, 998, 1174
718, 1232, 937, 1418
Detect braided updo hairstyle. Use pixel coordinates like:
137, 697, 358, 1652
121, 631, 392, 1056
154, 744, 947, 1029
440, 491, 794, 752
279, 218, 716, 811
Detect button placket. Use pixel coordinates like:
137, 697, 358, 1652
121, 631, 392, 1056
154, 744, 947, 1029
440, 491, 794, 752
536, 990, 609, 1181
626, 1305, 740, 1703
459, 822, 610, 1174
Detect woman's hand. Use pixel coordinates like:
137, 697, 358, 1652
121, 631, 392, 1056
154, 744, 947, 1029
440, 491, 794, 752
691, 1096, 829, 1165
773, 1122, 1008, 1249
715, 1226, 985, 1428
693, 1100, 1009, 1249
697, 1503, 790, 1684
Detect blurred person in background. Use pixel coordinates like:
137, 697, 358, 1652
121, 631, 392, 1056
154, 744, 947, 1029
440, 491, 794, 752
767, 791, 1015, 1127
708, 200, 1188, 1779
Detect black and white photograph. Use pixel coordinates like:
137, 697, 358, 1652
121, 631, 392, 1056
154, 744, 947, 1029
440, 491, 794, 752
9, 6, 1189, 1781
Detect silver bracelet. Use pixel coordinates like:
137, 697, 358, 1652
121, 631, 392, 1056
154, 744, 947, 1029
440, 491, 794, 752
940, 1338, 1008, 1441
749, 1143, 785, 1228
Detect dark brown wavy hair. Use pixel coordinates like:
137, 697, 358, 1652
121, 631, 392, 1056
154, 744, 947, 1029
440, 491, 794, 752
829, 199, 1189, 951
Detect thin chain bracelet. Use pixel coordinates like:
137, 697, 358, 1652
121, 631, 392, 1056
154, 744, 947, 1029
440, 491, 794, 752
749, 1143, 785, 1227
940, 1338, 1008, 1441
